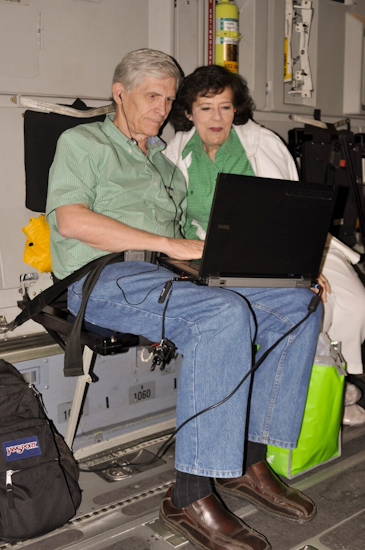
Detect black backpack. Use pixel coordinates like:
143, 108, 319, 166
0, 359, 81, 542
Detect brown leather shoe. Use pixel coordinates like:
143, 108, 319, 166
160, 486, 271, 550
215, 461, 316, 523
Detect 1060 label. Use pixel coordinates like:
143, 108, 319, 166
129, 381, 156, 404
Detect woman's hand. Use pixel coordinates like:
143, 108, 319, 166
312, 273, 331, 303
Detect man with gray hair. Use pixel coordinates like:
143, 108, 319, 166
47, 49, 321, 550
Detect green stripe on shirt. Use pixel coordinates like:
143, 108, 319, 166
183, 127, 255, 240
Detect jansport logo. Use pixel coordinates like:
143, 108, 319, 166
6, 441, 39, 456
3, 436, 42, 461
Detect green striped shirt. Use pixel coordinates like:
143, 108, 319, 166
183, 128, 255, 239
46, 116, 186, 279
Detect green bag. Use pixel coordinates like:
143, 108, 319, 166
266, 334, 346, 479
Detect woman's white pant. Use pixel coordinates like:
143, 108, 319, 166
322, 245, 365, 374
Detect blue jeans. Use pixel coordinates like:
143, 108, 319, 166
68, 261, 321, 478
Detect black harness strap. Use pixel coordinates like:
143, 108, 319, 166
63, 255, 122, 377
7, 252, 124, 376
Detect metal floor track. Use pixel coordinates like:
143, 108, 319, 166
1, 424, 365, 550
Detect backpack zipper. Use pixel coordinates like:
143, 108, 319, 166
5, 459, 58, 508
6, 469, 19, 509
6, 469, 17, 485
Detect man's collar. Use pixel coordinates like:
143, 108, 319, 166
104, 116, 165, 150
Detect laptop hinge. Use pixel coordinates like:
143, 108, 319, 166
207, 274, 221, 287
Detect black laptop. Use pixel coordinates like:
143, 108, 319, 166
158, 174, 336, 288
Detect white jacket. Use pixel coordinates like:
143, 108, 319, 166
163, 119, 299, 184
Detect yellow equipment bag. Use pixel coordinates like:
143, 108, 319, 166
22, 214, 52, 272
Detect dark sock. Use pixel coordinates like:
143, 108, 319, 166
245, 441, 267, 469
172, 471, 213, 508
216, 442, 267, 485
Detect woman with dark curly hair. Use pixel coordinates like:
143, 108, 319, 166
168, 63, 255, 131
164, 64, 299, 241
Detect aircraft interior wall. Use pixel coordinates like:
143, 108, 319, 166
0, 0, 365, 454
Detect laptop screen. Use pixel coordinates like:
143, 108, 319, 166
199, 174, 336, 281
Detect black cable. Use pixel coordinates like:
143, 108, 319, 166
223, 287, 259, 343
161, 285, 174, 339
145, 155, 180, 238
120, 100, 180, 238
78, 438, 176, 474
115, 265, 162, 305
